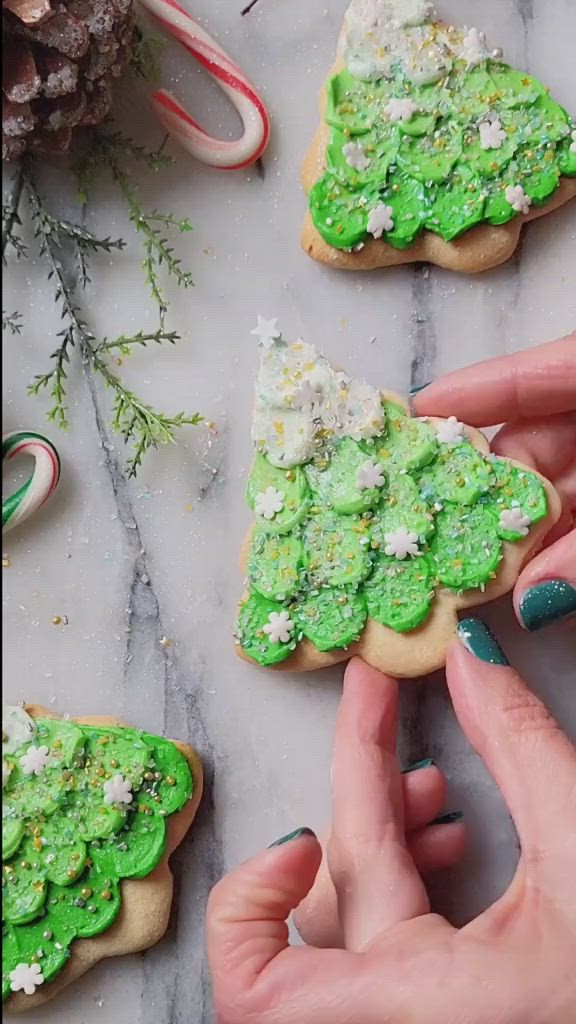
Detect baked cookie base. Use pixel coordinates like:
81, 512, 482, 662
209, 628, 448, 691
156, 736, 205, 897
7, 707, 203, 1014
301, 58, 576, 274
237, 393, 562, 679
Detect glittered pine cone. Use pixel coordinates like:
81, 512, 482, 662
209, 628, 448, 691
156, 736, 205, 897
2, 0, 136, 161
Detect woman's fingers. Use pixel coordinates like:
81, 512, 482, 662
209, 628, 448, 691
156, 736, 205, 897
447, 620, 576, 896
513, 530, 576, 631
413, 335, 576, 426
295, 819, 466, 949
328, 658, 429, 951
491, 412, 576, 495
208, 830, 367, 1024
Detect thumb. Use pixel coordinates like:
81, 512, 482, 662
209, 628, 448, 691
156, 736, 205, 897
513, 529, 576, 632
207, 829, 322, 1005
446, 619, 576, 873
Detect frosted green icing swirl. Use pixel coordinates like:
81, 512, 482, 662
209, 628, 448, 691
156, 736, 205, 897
2, 715, 193, 1002
310, 59, 575, 250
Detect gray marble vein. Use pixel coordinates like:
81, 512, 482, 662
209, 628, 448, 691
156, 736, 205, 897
3, 0, 576, 1020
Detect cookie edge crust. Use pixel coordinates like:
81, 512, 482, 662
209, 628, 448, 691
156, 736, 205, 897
6, 708, 203, 1013
235, 392, 562, 678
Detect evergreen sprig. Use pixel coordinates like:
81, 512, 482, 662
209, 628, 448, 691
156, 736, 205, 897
16, 168, 201, 475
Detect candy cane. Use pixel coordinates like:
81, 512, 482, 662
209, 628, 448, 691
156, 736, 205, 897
137, 0, 270, 169
2, 431, 61, 535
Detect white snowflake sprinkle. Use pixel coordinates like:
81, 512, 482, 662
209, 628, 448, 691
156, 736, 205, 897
505, 185, 532, 215
9, 963, 44, 996
367, 203, 394, 238
479, 119, 507, 150
103, 774, 133, 806
499, 508, 531, 536
342, 141, 371, 171
251, 316, 281, 348
384, 527, 420, 560
570, 129, 576, 154
292, 380, 321, 410
19, 745, 50, 777
461, 27, 490, 66
436, 417, 465, 444
357, 460, 385, 491
263, 610, 294, 644
384, 97, 418, 123
255, 487, 285, 520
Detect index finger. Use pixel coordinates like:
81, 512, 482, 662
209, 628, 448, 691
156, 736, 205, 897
413, 335, 576, 427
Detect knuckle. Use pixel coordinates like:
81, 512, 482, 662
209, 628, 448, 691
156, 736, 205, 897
498, 695, 560, 739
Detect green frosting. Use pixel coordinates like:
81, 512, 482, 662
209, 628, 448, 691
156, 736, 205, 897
248, 528, 305, 601
247, 453, 310, 534
237, 410, 549, 665
296, 587, 367, 651
364, 554, 433, 632
310, 59, 575, 250
305, 437, 384, 514
2, 716, 193, 1001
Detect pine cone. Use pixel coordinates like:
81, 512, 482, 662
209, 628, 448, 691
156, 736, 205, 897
2, 0, 136, 161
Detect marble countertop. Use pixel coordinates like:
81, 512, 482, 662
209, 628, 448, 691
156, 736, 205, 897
3, 0, 575, 1021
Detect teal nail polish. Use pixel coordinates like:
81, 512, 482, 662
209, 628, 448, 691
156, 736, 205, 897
430, 811, 464, 826
457, 618, 509, 666
269, 828, 316, 848
409, 381, 432, 397
519, 580, 576, 632
402, 758, 435, 774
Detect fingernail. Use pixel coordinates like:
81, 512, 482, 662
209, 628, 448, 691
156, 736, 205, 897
269, 827, 316, 848
402, 758, 435, 774
456, 618, 509, 666
519, 580, 576, 632
430, 811, 464, 826
409, 381, 432, 397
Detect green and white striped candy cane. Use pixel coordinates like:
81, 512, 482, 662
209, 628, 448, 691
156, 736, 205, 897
2, 431, 61, 534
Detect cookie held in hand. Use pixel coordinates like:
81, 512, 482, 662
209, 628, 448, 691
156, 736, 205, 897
2, 704, 202, 1012
301, 0, 576, 273
234, 332, 561, 678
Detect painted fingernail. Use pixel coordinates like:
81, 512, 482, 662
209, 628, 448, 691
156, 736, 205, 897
519, 580, 576, 632
409, 381, 432, 397
402, 758, 435, 774
457, 618, 509, 666
430, 811, 464, 826
269, 828, 316, 848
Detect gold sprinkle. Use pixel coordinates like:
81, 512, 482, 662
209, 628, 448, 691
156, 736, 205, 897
82, 888, 92, 898
165, 776, 176, 787
52, 616, 62, 626
20, 860, 31, 870
33, 880, 45, 892
33, 838, 43, 852
67, 869, 76, 879
2, 556, 10, 568
110, 759, 119, 768
101, 890, 112, 901
53, 739, 62, 750
159, 636, 173, 648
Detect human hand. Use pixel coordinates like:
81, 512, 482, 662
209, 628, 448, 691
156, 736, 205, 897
208, 642, 576, 1023
413, 335, 576, 631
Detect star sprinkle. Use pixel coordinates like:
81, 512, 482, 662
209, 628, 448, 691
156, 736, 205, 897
251, 316, 281, 348
505, 185, 532, 215
570, 129, 576, 154
292, 380, 321, 410
436, 417, 465, 444
499, 508, 531, 536
479, 119, 507, 150
103, 774, 133, 806
461, 27, 489, 66
19, 745, 50, 777
367, 203, 394, 238
384, 98, 418, 123
255, 487, 285, 520
9, 963, 44, 996
263, 610, 294, 644
384, 527, 420, 560
342, 141, 371, 171
357, 460, 385, 491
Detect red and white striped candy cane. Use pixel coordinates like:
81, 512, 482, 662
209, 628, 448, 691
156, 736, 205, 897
2, 431, 61, 535
138, 0, 270, 169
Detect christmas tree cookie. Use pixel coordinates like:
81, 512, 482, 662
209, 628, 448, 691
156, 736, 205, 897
2, 704, 202, 1011
235, 327, 561, 678
301, 1, 576, 273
